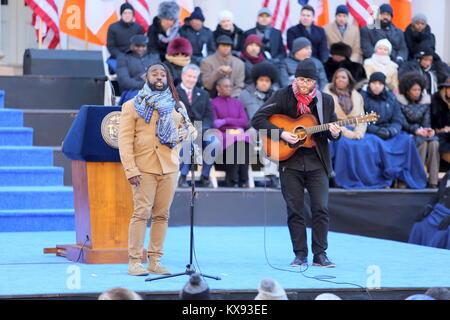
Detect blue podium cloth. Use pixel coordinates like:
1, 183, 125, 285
409, 203, 450, 249
331, 131, 427, 189
62, 105, 121, 162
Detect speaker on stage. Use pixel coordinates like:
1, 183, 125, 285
23, 49, 105, 77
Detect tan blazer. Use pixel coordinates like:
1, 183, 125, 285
118, 98, 197, 179
323, 84, 367, 139
324, 22, 362, 63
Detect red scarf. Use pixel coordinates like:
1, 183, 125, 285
292, 81, 317, 116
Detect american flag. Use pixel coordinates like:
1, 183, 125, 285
346, 0, 376, 27
127, 0, 152, 33
262, 0, 291, 45
25, 0, 60, 49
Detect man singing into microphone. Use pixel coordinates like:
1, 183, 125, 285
252, 59, 341, 268
119, 62, 197, 276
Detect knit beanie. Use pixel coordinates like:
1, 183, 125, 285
412, 13, 427, 24
188, 7, 205, 22
120, 3, 134, 15
379, 3, 393, 16
180, 274, 211, 300
369, 72, 387, 85
291, 37, 312, 55
375, 38, 392, 55
295, 58, 318, 80
335, 5, 349, 16
255, 278, 288, 300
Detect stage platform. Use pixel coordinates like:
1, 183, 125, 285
0, 227, 449, 300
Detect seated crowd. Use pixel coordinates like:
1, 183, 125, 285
107, 1, 450, 190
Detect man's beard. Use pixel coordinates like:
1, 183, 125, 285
148, 81, 168, 91
380, 20, 391, 29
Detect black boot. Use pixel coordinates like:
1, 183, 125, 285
178, 175, 189, 188
200, 175, 213, 188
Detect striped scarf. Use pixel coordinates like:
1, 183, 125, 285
292, 81, 317, 116
134, 84, 183, 149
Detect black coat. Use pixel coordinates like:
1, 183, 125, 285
251, 86, 340, 176
360, 23, 408, 62
286, 24, 329, 62
404, 24, 436, 61
106, 20, 144, 59
431, 89, 450, 152
116, 51, 160, 91
147, 16, 180, 61
163, 61, 183, 87
323, 58, 367, 83
242, 25, 286, 60
176, 85, 214, 131
213, 24, 244, 56
179, 24, 216, 64
399, 59, 449, 95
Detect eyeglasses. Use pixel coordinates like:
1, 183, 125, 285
295, 78, 315, 85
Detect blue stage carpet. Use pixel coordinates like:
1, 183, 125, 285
0, 226, 449, 297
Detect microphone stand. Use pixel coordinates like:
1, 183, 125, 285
146, 140, 221, 282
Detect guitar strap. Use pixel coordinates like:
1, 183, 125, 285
316, 91, 324, 125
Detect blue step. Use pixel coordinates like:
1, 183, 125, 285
0, 127, 33, 146
0, 186, 74, 210
0, 167, 64, 186
0, 209, 74, 231
0, 109, 22, 127
0, 146, 54, 166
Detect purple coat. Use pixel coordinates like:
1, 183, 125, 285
211, 96, 251, 149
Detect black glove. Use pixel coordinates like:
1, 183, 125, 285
377, 127, 390, 139
438, 215, 450, 230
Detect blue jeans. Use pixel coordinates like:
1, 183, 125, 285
179, 133, 221, 177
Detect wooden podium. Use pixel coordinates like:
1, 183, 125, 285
45, 106, 144, 264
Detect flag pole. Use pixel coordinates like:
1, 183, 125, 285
38, 17, 43, 49
84, 25, 88, 50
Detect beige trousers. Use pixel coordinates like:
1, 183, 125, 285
418, 140, 440, 186
128, 171, 178, 261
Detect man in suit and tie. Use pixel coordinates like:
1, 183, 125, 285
176, 64, 222, 188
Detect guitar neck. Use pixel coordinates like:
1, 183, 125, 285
305, 118, 359, 135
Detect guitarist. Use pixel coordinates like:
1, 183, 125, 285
251, 58, 341, 267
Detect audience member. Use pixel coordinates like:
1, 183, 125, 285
430, 78, 450, 165
239, 61, 280, 188
213, 10, 244, 56
98, 287, 143, 300
363, 39, 399, 93
106, 3, 144, 73
404, 14, 436, 61
212, 78, 252, 188
200, 35, 245, 98
176, 64, 220, 188
179, 273, 212, 300
242, 8, 286, 61
179, 7, 216, 65
324, 4, 362, 62
323, 68, 366, 140
424, 287, 450, 300
116, 35, 160, 104
280, 37, 328, 89
399, 47, 450, 95
287, 4, 329, 62
147, 1, 181, 62
164, 37, 193, 86
323, 42, 366, 84
254, 278, 288, 300
397, 72, 439, 188
360, 3, 408, 64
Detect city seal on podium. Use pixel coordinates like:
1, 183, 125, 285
101, 111, 121, 149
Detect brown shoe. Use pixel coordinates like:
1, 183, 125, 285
148, 260, 171, 275
128, 260, 149, 276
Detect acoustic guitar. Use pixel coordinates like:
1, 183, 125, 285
261, 112, 379, 161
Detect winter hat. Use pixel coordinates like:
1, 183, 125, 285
330, 42, 352, 59
438, 77, 450, 88
130, 34, 148, 46
258, 8, 272, 17
335, 5, 349, 16
158, 1, 180, 20
369, 72, 387, 85
295, 58, 318, 80
120, 3, 134, 15
251, 61, 279, 84
405, 294, 435, 300
244, 34, 263, 49
315, 293, 342, 300
219, 10, 234, 22
291, 37, 312, 55
180, 274, 211, 300
167, 37, 193, 56
412, 13, 427, 24
255, 278, 288, 300
379, 3, 393, 16
374, 38, 392, 54
216, 35, 233, 46
188, 7, 205, 22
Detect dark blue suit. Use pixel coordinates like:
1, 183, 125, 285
286, 24, 329, 62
